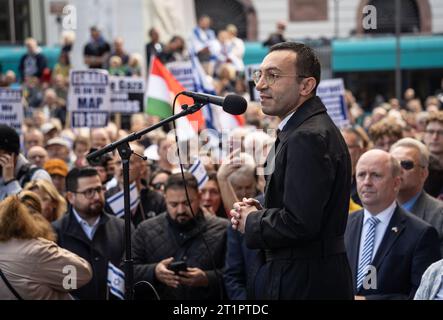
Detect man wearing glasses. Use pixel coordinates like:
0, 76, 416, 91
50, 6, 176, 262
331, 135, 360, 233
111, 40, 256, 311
53, 167, 127, 300
230, 42, 354, 299
390, 138, 443, 255
423, 111, 443, 199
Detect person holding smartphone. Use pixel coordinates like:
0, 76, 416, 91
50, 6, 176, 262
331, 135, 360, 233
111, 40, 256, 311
132, 172, 229, 300
0, 125, 51, 201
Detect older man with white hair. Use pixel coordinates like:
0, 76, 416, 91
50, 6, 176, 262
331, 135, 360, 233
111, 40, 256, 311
390, 138, 443, 255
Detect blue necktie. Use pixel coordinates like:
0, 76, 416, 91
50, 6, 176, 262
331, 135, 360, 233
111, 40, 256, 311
356, 216, 380, 291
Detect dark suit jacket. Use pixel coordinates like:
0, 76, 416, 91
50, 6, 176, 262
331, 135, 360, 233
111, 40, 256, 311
245, 96, 354, 299
410, 191, 443, 255
345, 206, 441, 300
52, 209, 127, 300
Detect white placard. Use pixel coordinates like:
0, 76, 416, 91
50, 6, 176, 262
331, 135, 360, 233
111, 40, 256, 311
68, 69, 111, 128
0, 88, 23, 132
317, 78, 349, 128
166, 61, 195, 91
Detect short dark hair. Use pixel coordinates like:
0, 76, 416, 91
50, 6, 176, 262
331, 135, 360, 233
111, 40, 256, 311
206, 171, 218, 183
269, 42, 321, 94
165, 172, 198, 193
0, 124, 20, 155
66, 167, 99, 192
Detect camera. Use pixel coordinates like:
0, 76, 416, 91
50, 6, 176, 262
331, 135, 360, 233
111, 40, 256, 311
168, 261, 188, 274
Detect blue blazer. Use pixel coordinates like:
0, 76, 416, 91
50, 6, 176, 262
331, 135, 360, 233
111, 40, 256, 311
345, 205, 441, 299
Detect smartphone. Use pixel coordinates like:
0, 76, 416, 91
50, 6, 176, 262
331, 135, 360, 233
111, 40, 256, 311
168, 261, 188, 274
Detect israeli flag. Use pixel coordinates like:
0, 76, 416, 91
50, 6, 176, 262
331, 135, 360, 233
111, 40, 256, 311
107, 262, 125, 300
188, 158, 209, 190
106, 182, 140, 218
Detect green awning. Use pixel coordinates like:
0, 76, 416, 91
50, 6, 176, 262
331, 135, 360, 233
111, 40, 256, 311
0, 46, 61, 75
332, 35, 443, 72
243, 42, 268, 65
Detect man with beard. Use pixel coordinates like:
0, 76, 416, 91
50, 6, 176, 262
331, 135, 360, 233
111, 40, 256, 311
132, 172, 228, 300
52, 167, 126, 300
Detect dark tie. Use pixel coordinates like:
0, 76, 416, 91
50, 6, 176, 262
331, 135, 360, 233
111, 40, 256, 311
275, 129, 281, 150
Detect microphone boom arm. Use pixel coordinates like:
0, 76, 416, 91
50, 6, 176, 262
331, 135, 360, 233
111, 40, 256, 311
86, 101, 204, 162
86, 99, 204, 300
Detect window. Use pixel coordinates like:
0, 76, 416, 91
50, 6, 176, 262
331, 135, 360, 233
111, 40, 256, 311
364, 0, 420, 34
0, 0, 31, 43
289, 0, 328, 22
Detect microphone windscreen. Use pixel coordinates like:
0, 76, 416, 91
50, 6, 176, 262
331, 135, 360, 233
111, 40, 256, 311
223, 94, 247, 115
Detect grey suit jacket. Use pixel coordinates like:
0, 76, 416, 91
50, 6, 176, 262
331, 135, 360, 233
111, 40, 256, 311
411, 191, 443, 255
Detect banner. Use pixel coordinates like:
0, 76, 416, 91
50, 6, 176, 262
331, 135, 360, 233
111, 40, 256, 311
317, 78, 349, 128
110, 76, 145, 113
0, 88, 23, 133
68, 69, 110, 128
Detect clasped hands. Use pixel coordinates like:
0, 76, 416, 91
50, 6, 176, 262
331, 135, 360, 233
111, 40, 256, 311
230, 197, 263, 233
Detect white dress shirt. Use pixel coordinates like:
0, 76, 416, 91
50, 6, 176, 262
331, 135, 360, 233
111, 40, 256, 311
358, 201, 397, 264
278, 111, 295, 131
72, 208, 101, 240
435, 276, 443, 300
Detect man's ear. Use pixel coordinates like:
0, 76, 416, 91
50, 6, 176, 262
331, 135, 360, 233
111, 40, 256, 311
393, 175, 402, 193
421, 167, 429, 182
299, 77, 317, 97
66, 191, 75, 206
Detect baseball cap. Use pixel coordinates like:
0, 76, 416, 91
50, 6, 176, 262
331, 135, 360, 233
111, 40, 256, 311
46, 137, 70, 149
43, 158, 69, 177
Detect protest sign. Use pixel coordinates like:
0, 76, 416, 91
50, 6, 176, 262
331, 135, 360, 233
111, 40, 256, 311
110, 76, 145, 113
68, 69, 110, 128
317, 78, 349, 128
0, 88, 23, 133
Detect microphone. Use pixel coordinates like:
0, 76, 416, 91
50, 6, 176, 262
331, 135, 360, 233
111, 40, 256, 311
182, 91, 247, 115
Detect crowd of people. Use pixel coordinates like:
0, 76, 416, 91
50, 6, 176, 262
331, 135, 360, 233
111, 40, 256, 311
0, 16, 443, 300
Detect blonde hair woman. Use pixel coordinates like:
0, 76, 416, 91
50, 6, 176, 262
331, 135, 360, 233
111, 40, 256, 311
0, 196, 92, 299
24, 179, 67, 222
18, 190, 57, 242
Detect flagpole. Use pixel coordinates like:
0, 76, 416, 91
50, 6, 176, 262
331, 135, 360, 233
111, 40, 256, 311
87, 98, 205, 300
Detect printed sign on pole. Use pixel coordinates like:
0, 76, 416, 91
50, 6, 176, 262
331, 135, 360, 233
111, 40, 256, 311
317, 78, 349, 128
68, 69, 110, 128
166, 61, 195, 91
110, 76, 145, 113
0, 88, 23, 133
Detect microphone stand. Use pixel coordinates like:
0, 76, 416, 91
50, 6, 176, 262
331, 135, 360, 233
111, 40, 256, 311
87, 102, 205, 300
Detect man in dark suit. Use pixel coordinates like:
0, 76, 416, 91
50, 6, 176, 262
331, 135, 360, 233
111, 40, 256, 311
345, 149, 441, 300
390, 138, 443, 255
230, 42, 354, 299
53, 167, 126, 300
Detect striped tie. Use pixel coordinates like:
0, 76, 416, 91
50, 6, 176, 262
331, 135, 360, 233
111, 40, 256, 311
356, 216, 380, 291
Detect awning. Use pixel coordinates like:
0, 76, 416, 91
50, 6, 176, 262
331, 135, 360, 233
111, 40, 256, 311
332, 35, 443, 72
